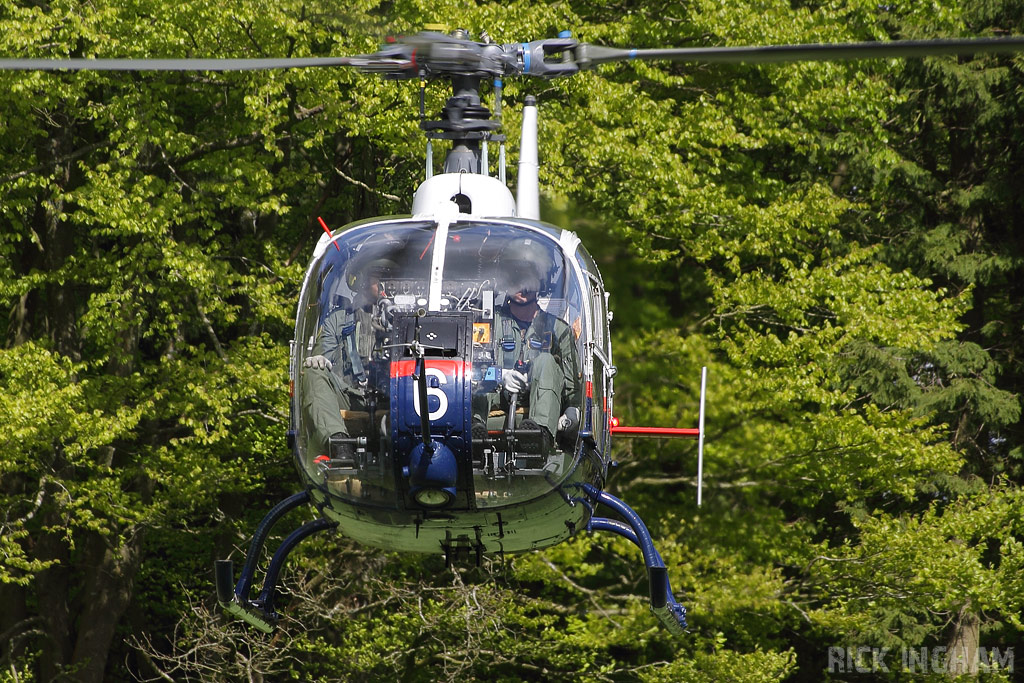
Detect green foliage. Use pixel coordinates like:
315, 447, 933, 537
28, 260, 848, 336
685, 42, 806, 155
2, 0, 1023, 681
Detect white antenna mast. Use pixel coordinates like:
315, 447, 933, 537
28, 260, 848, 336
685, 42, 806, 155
516, 96, 540, 219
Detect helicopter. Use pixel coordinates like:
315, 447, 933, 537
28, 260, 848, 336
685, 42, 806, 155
221, 31, 711, 635
5, 27, 1024, 638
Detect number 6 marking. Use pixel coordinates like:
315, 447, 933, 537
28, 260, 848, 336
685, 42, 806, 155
413, 367, 449, 421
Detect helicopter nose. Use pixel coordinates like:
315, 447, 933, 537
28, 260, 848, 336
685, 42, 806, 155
404, 440, 458, 508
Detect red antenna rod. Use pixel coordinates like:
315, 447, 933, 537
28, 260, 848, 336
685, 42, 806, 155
610, 426, 700, 438
317, 216, 342, 252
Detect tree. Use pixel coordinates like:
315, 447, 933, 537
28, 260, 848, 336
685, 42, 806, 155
825, 0, 1024, 672
542, 0, 1023, 678
3, 0, 1022, 681
0, 1, 408, 679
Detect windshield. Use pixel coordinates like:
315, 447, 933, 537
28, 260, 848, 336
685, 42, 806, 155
292, 219, 588, 512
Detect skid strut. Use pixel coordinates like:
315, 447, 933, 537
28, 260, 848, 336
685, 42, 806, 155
215, 490, 337, 632
580, 483, 688, 635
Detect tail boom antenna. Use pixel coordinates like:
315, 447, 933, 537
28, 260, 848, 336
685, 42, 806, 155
611, 367, 708, 506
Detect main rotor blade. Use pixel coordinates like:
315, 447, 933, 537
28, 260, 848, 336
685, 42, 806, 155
6, 34, 1023, 77
580, 36, 1024, 68
0, 56, 364, 71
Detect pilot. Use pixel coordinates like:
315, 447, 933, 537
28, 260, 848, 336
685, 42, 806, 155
487, 239, 580, 451
301, 257, 392, 462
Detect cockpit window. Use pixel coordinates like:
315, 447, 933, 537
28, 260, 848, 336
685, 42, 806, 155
307, 222, 437, 329
292, 219, 589, 512
442, 223, 586, 506
442, 222, 583, 336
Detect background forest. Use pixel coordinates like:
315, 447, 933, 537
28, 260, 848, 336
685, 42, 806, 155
2, 0, 1023, 681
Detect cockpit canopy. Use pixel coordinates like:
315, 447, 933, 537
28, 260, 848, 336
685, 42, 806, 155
301, 221, 580, 327
291, 218, 605, 512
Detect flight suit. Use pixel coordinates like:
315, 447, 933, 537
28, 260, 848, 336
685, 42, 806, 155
301, 305, 377, 456
488, 305, 580, 438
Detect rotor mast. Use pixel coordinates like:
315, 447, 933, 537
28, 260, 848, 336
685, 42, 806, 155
421, 71, 506, 177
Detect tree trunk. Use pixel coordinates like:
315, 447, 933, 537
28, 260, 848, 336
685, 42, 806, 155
34, 515, 73, 682
70, 530, 144, 683
947, 602, 980, 677
0, 582, 30, 672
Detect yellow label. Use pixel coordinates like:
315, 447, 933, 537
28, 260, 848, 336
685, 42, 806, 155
473, 323, 492, 344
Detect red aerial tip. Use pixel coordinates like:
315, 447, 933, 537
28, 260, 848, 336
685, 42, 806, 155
317, 216, 341, 252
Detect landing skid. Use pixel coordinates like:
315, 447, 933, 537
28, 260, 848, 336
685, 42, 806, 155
578, 483, 688, 635
215, 486, 686, 635
215, 491, 337, 633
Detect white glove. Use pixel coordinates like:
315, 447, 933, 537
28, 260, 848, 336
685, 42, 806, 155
502, 369, 528, 394
557, 407, 580, 432
303, 354, 333, 371
374, 299, 397, 330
